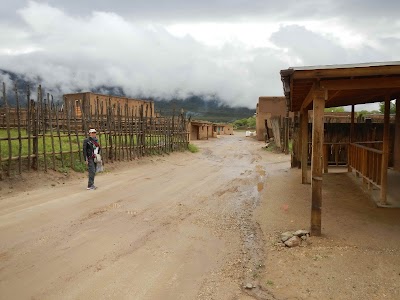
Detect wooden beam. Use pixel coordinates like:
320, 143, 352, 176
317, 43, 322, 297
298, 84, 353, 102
311, 89, 325, 236
320, 77, 400, 91
395, 99, 400, 171
300, 83, 316, 110
300, 107, 309, 184
380, 95, 390, 204
348, 105, 355, 172
292, 65, 400, 80
326, 90, 342, 102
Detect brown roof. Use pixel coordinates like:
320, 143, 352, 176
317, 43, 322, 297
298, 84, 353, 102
280, 61, 400, 112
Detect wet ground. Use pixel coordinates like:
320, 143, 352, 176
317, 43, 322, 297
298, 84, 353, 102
0, 131, 288, 299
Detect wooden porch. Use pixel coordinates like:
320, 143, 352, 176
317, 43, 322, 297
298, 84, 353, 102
280, 61, 400, 236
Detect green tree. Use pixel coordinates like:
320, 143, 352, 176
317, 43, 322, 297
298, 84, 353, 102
247, 116, 256, 128
379, 100, 396, 114
324, 106, 345, 112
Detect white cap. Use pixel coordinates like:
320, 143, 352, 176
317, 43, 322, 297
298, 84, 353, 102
88, 128, 97, 133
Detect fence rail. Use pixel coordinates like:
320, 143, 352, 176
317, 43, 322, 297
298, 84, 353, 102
348, 142, 383, 189
0, 84, 189, 179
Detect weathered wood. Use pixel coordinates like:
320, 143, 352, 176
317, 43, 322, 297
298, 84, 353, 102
47, 94, 56, 170
380, 96, 390, 204
15, 84, 22, 174
112, 102, 118, 161
71, 100, 82, 164
107, 98, 113, 161
394, 99, 400, 171
65, 98, 74, 169
300, 83, 316, 110
320, 77, 400, 90
27, 88, 31, 171
311, 89, 325, 236
292, 65, 400, 80
300, 108, 309, 184
38, 86, 48, 172
100, 102, 108, 163
3, 83, 12, 176
348, 105, 355, 172
117, 104, 122, 161
54, 102, 64, 168
323, 144, 328, 173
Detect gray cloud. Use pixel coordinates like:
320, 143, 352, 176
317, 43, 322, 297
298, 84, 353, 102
0, 1, 399, 109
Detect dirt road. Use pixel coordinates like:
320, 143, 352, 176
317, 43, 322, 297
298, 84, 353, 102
0, 132, 288, 299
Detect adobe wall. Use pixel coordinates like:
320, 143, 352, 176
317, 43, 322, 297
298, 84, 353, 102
256, 96, 287, 141
64, 92, 155, 117
190, 122, 213, 140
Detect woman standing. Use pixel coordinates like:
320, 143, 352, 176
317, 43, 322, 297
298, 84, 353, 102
83, 128, 101, 190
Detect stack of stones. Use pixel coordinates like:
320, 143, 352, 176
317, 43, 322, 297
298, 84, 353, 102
281, 230, 310, 247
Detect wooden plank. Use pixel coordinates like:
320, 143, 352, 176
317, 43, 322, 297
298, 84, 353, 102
292, 65, 400, 80
39, 87, 48, 172
394, 99, 400, 171
300, 83, 316, 111
300, 108, 309, 184
311, 89, 325, 236
3, 83, 12, 177
72, 99, 82, 165
380, 95, 390, 204
117, 104, 121, 161
55, 102, 64, 168
323, 144, 328, 173
15, 83, 22, 174
47, 94, 56, 170
27, 88, 31, 171
320, 77, 400, 90
65, 98, 73, 169
100, 102, 107, 163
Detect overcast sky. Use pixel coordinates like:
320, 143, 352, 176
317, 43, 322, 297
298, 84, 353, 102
0, 0, 399, 109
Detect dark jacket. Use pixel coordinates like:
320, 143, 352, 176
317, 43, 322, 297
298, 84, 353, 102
83, 137, 101, 161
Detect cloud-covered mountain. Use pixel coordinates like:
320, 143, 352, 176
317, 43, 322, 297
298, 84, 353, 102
0, 69, 254, 122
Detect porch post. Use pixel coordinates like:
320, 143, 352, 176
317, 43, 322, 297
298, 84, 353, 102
300, 107, 309, 184
380, 95, 390, 204
311, 89, 325, 236
394, 99, 400, 171
348, 105, 355, 172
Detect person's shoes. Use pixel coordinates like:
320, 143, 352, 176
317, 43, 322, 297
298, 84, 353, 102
87, 186, 97, 190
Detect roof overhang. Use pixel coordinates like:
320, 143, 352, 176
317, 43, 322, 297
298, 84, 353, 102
280, 61, 400, 112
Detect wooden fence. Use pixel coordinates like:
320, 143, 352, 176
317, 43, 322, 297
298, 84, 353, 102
291, 122, 395, 168
0, 84, 189, 179
348, 142, 383, 189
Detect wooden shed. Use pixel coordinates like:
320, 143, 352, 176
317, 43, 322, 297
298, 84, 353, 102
280, 61, 400, 236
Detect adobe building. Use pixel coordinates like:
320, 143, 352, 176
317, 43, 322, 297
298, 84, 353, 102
63, 92, 155, 117
256, 96, 290, 141
213, 123, 234, 136
189, 121, 234, 140
190, 121, 213, 140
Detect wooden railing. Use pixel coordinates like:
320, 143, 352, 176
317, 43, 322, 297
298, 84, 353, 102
348, 142, 383, 189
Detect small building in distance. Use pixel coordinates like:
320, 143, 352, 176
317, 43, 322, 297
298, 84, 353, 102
63, 92, 155, 117
189, 121, 234, 140
213, 123, 234, 136
190, 120, 213, 140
